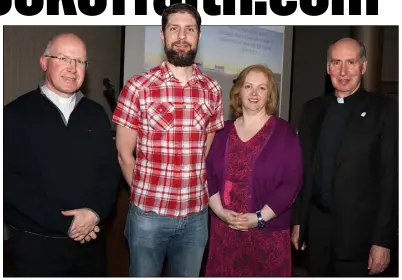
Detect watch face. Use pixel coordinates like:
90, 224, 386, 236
256, 211, 264, 228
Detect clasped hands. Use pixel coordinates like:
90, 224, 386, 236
62, 208, 100, 244
218, 208, 258, 231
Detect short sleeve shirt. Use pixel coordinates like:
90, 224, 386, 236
112, 61, 224, 217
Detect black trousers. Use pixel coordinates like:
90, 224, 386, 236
8, 228, 107, 277
307, 204, 370, 277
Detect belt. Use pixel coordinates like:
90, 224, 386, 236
8, 224, 69, 239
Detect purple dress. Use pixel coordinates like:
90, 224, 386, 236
205, 119, 292, 277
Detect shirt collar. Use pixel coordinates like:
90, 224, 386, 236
160, 60, 206, 83
40, 84, 84, 106
333, 86, 363, 105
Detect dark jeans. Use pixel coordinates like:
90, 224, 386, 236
8, 227, 106, 277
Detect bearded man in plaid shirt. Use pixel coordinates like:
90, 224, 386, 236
113, 3, 224, 277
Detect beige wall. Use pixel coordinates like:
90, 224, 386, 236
3, 26, 122, 122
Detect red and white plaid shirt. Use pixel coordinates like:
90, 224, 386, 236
113, 61, 224, 217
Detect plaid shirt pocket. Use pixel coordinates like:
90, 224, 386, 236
193, 102, 213, 130
147, 102, 175, 131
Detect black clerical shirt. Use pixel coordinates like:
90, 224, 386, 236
312, 89, 362, 210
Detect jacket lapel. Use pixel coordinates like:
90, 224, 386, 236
308, 96, 332, 164
302, 95, 332, 195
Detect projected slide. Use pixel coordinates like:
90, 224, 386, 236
122, 26, 291, 119
144, 26, 284, 94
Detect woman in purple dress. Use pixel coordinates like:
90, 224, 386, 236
204, 64, 303, 277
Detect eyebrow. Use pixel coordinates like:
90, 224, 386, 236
55, 53, 87, 60
331, 58, 357, 61
167, 23, 197, 28
244, 82, 268, 86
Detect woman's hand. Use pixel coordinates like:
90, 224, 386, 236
217, 209, 248, 231
231, 213, 258, 230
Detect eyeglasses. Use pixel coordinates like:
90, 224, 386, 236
44, 55, 88, 68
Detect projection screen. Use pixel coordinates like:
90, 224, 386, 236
122, 26, 293, 120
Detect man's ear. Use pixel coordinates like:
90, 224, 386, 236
160, 29, 165, 44
361, 60, 367, 75
40, 56, 48, 72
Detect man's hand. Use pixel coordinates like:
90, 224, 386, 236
79, 226, 101, 244
62, 208, 99, 241
291, 225, 306, 250
368, 245, 390, 275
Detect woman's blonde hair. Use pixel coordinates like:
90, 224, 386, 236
229, 64, 279, 118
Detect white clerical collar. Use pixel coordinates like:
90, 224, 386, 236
41, 85, 76, 106
336, 97, 344, 104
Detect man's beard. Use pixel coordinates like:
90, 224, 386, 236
164, 41, 198, 67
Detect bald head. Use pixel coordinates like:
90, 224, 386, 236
327, 37, 366, 64
43, 33, 87, 57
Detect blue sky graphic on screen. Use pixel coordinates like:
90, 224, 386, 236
144, 26, 284, 94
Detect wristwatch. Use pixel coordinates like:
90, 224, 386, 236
256, 210, 265, 228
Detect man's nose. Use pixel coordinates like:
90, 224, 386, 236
178, 28, 186, 40
339, 62, 347, 76
66, 59, 77, 72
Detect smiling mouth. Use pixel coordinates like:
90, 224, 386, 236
63, 76, 76, 81
175, 46, 189, 51
174, 42, 190, 48
248, 98, 259, 103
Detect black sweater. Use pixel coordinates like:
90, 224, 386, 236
4, 88, 121, 237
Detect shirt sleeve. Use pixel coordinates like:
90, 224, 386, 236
112, 79, 141, 130
206, 83, 224, 134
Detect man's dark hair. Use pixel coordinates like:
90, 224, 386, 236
161, 3, 201, 32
